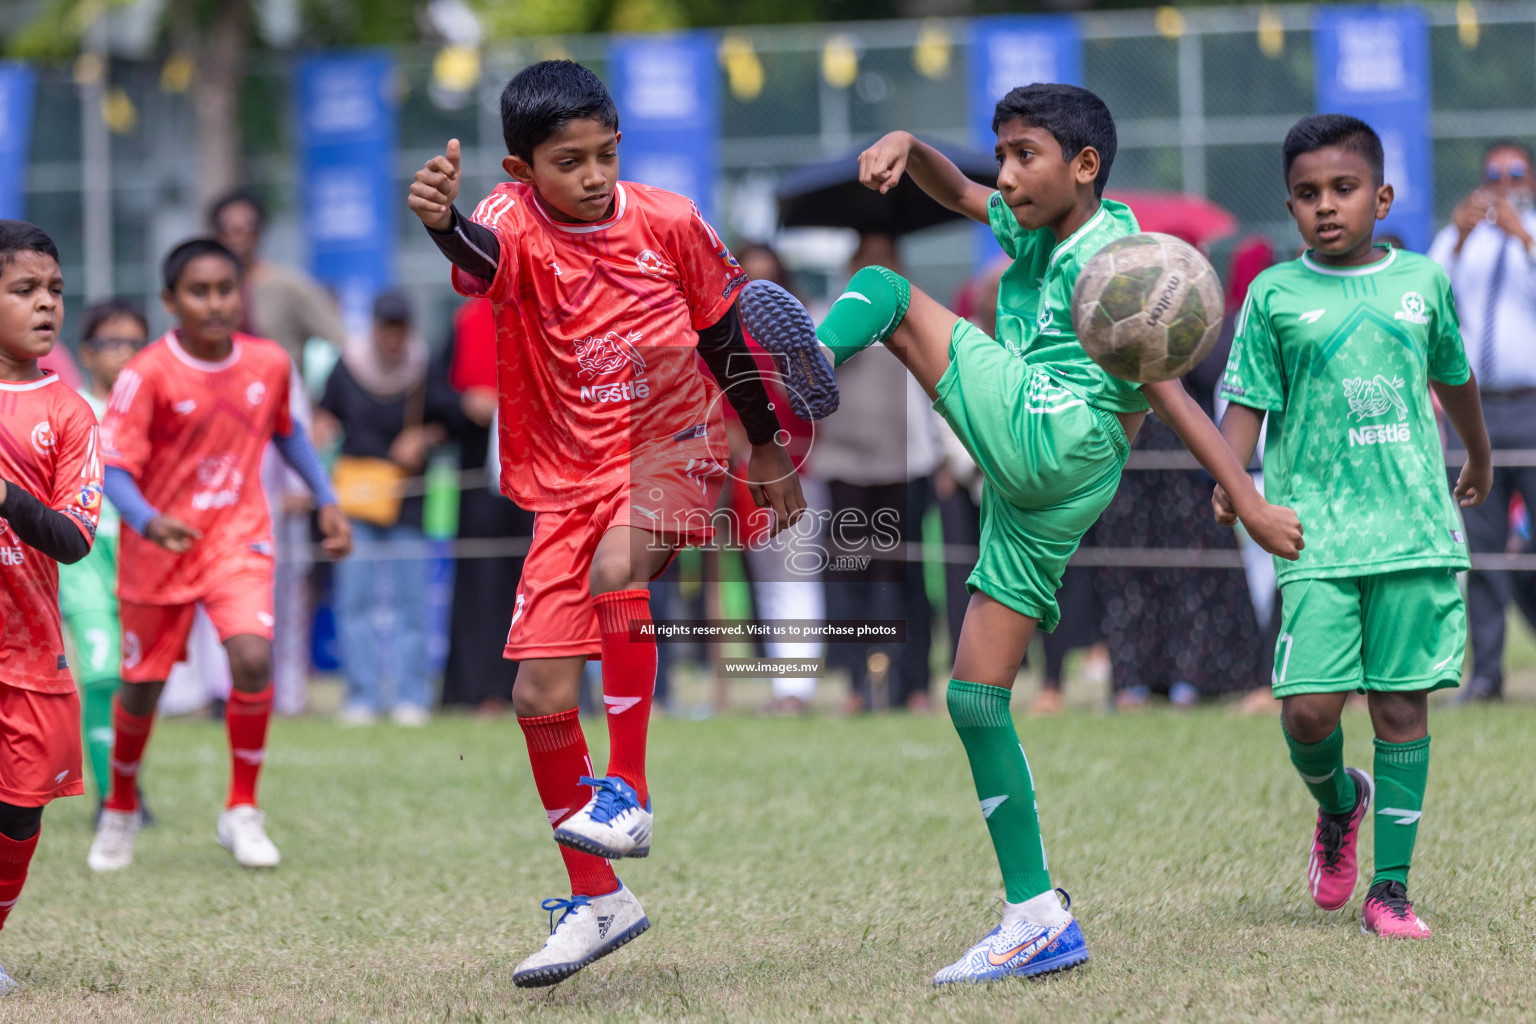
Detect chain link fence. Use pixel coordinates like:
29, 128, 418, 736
16, 1, 1536, 347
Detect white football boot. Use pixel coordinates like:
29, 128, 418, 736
87, 808, 140, 873
552, 776, 652, 859
932, 889, 1089, 984
216, 805, 281, 868
512, 881, 651, 988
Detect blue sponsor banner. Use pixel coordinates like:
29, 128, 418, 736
967, 16, 1082, 267
0, 64, 37, 221
1314, 6, 1431, 251
294, 53, 397, 332
608, 33, 719, 223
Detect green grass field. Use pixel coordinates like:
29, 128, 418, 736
2, 687, 1534, 1024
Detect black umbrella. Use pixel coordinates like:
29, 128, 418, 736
776, 137, 999, 235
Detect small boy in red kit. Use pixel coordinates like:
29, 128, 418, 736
0, 220, 103, 993
409, 60, 814, 986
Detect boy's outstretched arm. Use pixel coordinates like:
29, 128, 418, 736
1142, 380, 1304, 560
859, 132, 993, 225
409, 138, 502, 281
1210, 403, 1265, 527
1431, 376, 1493, 507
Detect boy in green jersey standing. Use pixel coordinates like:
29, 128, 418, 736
1217, 114, 1492, 937
741, 83, 1305, 983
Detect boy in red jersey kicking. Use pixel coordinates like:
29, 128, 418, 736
89, 239, 351, 872
409, 60, 809, 987
0, 221, 102, 993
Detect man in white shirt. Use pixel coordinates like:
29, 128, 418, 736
1428, 140, 1536, 702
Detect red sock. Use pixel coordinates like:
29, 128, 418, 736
226, 685, 272, 809
105, 697, 154, 813
594, 589, 656, 805
518, 709, 618, 898
0, 829, 39, 931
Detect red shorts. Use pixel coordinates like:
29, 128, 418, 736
120, 566, 274, 683
0, 684, 83, 806
505, 443, 727, 660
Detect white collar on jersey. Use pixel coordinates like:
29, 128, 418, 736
525, 182, 630, 235
166, 331, 242, 371
1301, 245, 1399, 277
0, 370, 59, 392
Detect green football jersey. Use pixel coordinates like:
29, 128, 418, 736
1220, 245, 1472, 584
987, 194, 1150, 414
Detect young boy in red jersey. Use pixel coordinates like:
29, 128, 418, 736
409, 60, 808, 987
89, 239, 351, 873
0, 221, 102, 993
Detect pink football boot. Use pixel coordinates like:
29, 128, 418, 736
1362, 880, 1432, 938
1307, 768, 1374, 911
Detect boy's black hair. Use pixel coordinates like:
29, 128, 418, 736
992, 84, 1117, 197
0, 219, 60, 276
500, 60, 619, 162
1484, 138, 1534, 164
1282, 114, 1384, 185
79, 298, 148, 343
162, 238, 242, 293
207, 187, 266, 231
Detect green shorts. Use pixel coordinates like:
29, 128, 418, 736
1272, 567, 1466, 698
933, 320, 1129, 632
58, 533, 121, 688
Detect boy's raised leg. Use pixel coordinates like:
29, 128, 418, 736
933, 593, 1089, 985
740, 270, 961, 410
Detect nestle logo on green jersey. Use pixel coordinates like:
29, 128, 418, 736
1344, 375, 1411, 447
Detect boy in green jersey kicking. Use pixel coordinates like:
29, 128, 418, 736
1215, 114, 1492, 938
57, 300, 153, 822
740, 83, 1304, 983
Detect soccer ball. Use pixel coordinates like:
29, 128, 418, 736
1070, 232, 1224, 383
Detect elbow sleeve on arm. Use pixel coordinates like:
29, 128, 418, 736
427, 206, 501, 282
104, 465, 159, 537
273, 427, 339, 508
697, 304, 782, 448
0, 482, 91, 563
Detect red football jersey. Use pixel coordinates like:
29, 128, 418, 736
101, 332, 292, 605
0, 373, 101, 693
454, 181, 746, 510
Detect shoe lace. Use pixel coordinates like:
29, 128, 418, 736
577, 776, 630, 825
1315, 815, 1349, 872
540, 894, 591, 935
1368, 881, 1414, 921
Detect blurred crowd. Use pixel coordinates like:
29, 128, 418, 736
56, 146, 1536, 721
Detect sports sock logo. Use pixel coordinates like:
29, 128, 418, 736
1297, 769, 1336, 784
979, 795, 1008, 819
545, 807, 569, 826
1378, 807, 1422, 825
232, 748, 266, 766
604, 695, 642, 715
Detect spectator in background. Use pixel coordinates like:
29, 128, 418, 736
811, 232, 939, 713
1096, 237, 1272, 709
316, 293, 462, 726
1428, 140, 1536, 703
209, 187, 346, 376
734, 242, 827, 714
438, 298, 535, 716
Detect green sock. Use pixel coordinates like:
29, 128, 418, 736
81, 677, 117, 802
947, 679, 1052, 903
1372, 735, 1430, 887
1284, 723, 1357, 816
816, 265, 911, 366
